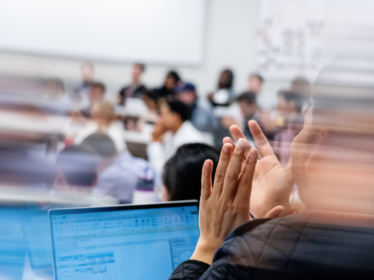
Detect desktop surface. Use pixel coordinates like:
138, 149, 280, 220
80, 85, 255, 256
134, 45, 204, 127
49, 201, 199, 280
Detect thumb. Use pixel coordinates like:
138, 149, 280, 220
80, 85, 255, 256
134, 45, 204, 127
265, 205, 284, 219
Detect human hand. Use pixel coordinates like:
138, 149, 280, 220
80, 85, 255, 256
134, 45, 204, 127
190, 139, 257, 264
220, 117, 239, 129
223, 120, 294, 218
152, 121, 167, 142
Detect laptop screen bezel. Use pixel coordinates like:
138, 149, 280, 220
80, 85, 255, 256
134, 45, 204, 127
48, 200, 199, 280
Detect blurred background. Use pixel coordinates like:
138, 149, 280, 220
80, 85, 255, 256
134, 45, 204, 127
0, 0, 373, 279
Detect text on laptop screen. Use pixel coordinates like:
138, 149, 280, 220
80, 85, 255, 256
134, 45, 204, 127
50, 205, 199, 280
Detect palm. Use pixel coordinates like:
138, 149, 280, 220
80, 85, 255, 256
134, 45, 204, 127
251, 154, 293, 218
225, 121, 294, 218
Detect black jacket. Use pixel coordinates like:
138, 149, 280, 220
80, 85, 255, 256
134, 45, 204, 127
169, 213, 374, 280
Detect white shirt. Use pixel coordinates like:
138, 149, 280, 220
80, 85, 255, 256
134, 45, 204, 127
74, 121, 127, 152
147, 121, 212, 175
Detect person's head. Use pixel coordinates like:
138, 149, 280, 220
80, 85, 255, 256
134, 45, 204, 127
277, 90, 303, 115
290, 53, 374, 215
132, 63, 145, 84
174, 82, 198, 105
55, 144, 98, 190
91, 100, 116, 127
159, 100, 191, 132
81, 62, 94, 83
45, 78, 65, 96
164, 71, 181, 90
89, 82, 106, 103
81, 132, 117, 171
162, 143, 220, 202
290, 76, 311, 99
142, 89, 159, 110
248, 73, 264, 94
218, 69, 234, 89
237, 92, 258, 119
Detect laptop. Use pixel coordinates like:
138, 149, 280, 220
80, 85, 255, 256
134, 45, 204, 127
49, 200, 199, 280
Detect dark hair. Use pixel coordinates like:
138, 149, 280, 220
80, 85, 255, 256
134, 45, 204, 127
81, 133, 117, 160
91, 82, 106, 93
163, 144, 220, 202
290, 76, 311, 98
238, 91, 257, 104
167, 100, 191, 121
218, 69, 234, 89
134, 63, 146, 72
166, 71, 181, 84
56, 145, 98, 187
278, 90, 303, 112
249, 73, 264, 84
145, 89, 160, 101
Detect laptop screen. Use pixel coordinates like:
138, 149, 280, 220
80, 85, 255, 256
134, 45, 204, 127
49, 201, 199, 280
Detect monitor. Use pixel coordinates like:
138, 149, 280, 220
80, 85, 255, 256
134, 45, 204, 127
49, 201, 199, 280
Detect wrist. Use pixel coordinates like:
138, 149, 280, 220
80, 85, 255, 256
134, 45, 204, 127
190, 238, 222, 265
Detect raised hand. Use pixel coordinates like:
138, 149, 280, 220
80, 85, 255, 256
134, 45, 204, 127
223, 120, 294, 218
191, 139, 284, 265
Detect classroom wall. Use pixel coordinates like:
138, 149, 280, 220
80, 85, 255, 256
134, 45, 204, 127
0, 0, 289, 102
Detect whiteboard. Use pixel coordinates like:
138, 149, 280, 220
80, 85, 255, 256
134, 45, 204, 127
256, 0, 326, 80
0, 0, 206, 65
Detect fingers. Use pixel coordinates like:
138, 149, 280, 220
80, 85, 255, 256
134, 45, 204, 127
248, 120, 274, 158
229, 125, 246, 143
234, 148, 258, 205
212, 143, 233, 198
228, 125, 252, 157
201, 160, 213, 201
222, 137, 234, 146
221, 138, 247, 201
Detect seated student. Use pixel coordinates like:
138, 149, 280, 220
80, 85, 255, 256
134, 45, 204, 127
162, 143, 219, 202
54, 144, 98, 191
157, 70, 181, 99
73, 62, 95, 102
169, 54, 374, 279
82, 133, 159, 204
79, 82, 106, 118
221, 91, 258, 140
75, 100, 127, 153
208, 69, 236, 107
174, 82, 219, 141
40, 78, 71, 116
273, 90, 304, 166
290, 76, 312, 112
148, 100, 212, 174
142, 89, 160, 124
117, 63, 147, 105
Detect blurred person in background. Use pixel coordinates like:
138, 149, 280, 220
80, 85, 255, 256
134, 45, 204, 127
290, 76, 312, 113
157, 70, 181, 99
208, 69, 236, 106
75, 100, 126, 153
174, 82, 218, 142
39, 78, 71, 116
162, 143, 219, 202
273, 90, 304, 166
55, 144, 98, 191
142, 89, 160, 124
221, 91, 259, 141
73, 62, 95, 102
170, 53, 374, 279
117, 63, 147, 105
79, 82, 106, 118
82, 133, 159, 204
148, 100, 211, 174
